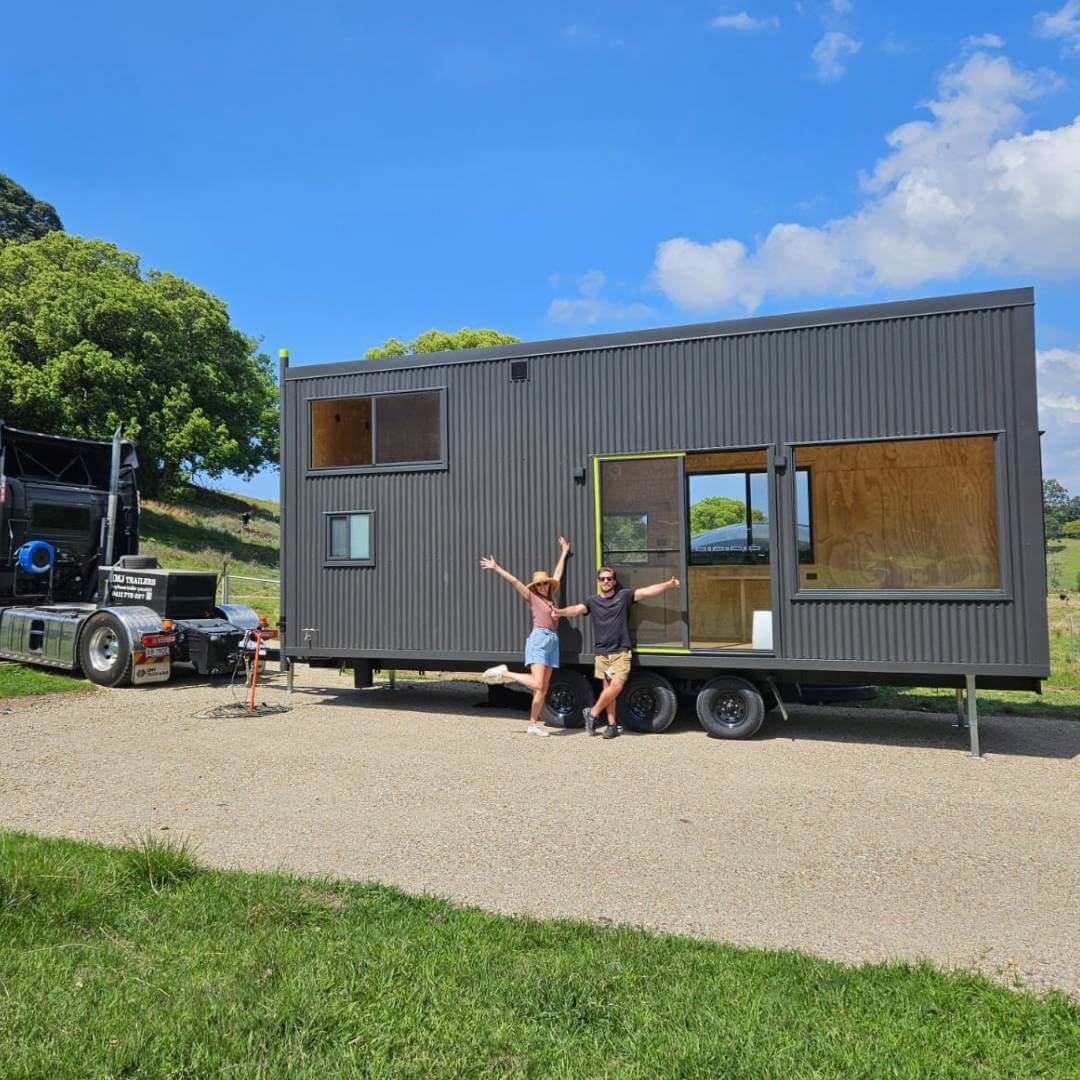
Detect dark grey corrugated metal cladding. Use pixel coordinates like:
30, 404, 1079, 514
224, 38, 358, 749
280, 287, 1049, 684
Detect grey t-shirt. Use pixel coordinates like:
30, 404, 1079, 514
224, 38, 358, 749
583, 588, 635, 653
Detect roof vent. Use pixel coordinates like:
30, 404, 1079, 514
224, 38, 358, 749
510, 359, 529, 383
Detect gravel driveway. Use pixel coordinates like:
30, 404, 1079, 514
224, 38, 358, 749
3, 667, 1078, 998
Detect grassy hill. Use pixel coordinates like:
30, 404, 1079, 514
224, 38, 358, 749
1047, 536, 1080, 594
139, 484, 280, 624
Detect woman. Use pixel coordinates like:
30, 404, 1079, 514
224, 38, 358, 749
479, 536, 571, 737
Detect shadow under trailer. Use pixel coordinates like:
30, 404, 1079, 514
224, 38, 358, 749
0, 423, 262, 686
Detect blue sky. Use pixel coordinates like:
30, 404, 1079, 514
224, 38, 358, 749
4, 1, 1079, 500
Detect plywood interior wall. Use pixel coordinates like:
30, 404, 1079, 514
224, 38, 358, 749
311, 397, 372, 469
797, 436, 1000, 590
686, 449, 766, 474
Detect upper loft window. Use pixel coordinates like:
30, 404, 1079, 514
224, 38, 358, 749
793, 434, 1001, 592
309, 389, 445, 472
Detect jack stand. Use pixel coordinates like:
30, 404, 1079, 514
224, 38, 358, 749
966, 673, 981, 758
765, 676, 789, 721
952, 687, 968, 730
388, 669, 397, 690
285, 657, 294, 693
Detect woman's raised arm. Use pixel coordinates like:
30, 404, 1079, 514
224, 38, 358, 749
479, 555, 532, 600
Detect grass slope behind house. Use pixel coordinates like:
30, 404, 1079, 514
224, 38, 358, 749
139, 484, 280, 624
1, 831, 1077, 1079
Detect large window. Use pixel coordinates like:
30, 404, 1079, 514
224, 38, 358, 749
325, 511, 374, 566
310, 390, 444, 471
794, 435, 1001, 592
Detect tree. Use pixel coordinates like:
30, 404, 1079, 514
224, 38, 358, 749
1043, 478, 1071, 545
1062, 519, 1080, 539
689, 496, 765, 535
0, 232, 277, 494
365, 327, 519, 359
0, 173, 63, 243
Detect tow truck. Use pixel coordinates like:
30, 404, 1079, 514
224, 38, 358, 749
0, 422, 263, 686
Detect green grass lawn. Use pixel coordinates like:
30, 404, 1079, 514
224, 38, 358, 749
1, 831, 1076, 1079
0, 662, 89, 698
1047, 537, 1080, 594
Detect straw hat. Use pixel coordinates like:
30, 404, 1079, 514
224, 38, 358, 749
526, 571, 559, 592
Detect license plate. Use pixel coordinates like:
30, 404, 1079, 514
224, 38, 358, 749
142, 645, 170, 658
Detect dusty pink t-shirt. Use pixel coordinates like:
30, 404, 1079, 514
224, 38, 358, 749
527, 589, 558, 631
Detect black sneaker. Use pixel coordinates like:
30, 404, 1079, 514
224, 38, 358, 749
583, 709, 599, 735
602, 723, 619, 739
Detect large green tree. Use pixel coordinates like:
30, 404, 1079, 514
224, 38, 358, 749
0, 173, 63, 242
365, 326, 519, 359
0, 232, 277, 493
690, 496, 765, 535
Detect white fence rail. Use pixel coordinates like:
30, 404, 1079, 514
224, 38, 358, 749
219, 571, 280, 610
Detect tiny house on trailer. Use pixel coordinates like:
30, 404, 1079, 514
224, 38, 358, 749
279, 288, 1049, 752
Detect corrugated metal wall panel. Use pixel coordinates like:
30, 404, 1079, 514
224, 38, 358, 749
282, 294, 1047, 676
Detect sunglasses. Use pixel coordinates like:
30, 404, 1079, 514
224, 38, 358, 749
597, 575, 615, 582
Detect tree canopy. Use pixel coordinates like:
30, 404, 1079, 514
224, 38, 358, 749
0, 232, 278, 493
0, 173, 63, 243
1043, 479, 1080, 545
365, 327, 519, 360
690, 497, 765, 535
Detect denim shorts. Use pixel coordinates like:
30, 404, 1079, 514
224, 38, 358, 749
524, 627, 560, 668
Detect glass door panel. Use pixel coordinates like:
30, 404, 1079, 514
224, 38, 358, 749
598, 456, 685, 648
686, 449, 772, 651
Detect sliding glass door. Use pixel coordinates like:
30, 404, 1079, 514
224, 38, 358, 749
597, 454, 686, 649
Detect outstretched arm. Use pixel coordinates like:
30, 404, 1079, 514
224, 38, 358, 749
479, 556, 531, 601
553, 602, 588, 618
551, 536, 571, 584
634, 576, 680, 601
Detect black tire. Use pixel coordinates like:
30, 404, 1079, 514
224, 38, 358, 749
541, 669, 594, 728
616, 672, 678, 733
696, 676, 766, 738
77, 612, 133, 687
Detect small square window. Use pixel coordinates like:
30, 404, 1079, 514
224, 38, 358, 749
325, 511, 374, 565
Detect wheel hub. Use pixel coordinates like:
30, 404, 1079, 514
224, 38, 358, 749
715, 693, 747, 726
628, 688, 658, 722
87, 626, 120, 673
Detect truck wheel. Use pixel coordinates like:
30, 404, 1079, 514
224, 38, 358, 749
78, 612, 133, 687
696, 676, 766, 738
541, 670, 593, 728
617, 672, 678, 733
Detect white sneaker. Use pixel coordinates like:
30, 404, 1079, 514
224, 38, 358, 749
527, 724, 550, 737
483, 664, 509, 685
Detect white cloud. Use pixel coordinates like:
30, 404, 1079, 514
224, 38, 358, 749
812, 31, 861, 81
652, 53, 1080, 312
710, 11, 780, 31
548, 270, 657, 326
1034, 1, 1080, 54
1038, 347, 1080, 492
830, 0, 853, 12
964, 33, 1005, 49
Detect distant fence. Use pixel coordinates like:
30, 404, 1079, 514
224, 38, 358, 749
219, 571, 279, 619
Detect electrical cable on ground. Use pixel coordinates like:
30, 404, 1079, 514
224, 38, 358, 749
192, 628, 292, 719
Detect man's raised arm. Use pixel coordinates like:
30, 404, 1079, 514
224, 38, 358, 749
633, 577, 680, 601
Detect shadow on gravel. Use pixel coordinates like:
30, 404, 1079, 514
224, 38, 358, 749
287, 679, 1080, 760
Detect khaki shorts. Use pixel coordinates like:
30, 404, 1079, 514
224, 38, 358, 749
594, 651, 632, 682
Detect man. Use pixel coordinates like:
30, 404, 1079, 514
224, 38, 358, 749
554, 567, 680, 739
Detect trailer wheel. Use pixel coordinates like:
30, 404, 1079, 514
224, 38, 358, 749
78, 612, 133, 687
541, 670, 594, 728
617, 672, 679, 733
696, 676, 766, 738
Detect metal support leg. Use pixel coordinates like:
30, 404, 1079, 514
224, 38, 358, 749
953, 687, 968, 729
286, 657, 294, 694
966, 673, 980, 758
389, 669, 397, 690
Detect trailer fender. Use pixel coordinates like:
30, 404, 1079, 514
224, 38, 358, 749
215, 603, 261, 630
77, 605, 171, 686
